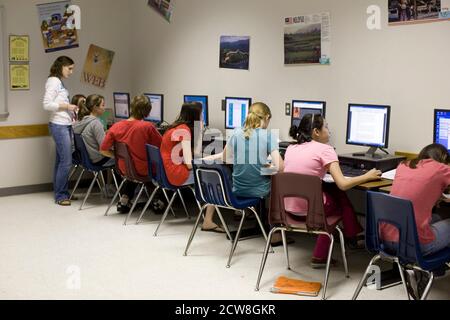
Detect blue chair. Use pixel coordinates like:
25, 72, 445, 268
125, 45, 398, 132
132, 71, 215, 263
73, 134, 119, 210
68, 148, 83, 200
352, 191, 450, 300
135, 144, 195, 236
183, 162, 271, 268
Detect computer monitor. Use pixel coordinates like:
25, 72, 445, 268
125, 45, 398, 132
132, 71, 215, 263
434, 109, 450, 151
346, 103, 391, 157
184, 95, 209, 126
291, 100, 326, 127
225, 97, 252, 130
144, 93, 164, 124
113, 92, 130, 119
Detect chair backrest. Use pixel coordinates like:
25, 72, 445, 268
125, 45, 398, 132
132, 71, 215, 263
73, 133, 101, 171
269, 172, 327, 232
192, 162, 236, 207
145, 144, 175, 190
366, 191, 423, 266
114, 141, 149, 183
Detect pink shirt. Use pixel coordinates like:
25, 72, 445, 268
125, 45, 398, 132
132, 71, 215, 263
381, 159, 450, 244
283, 141, 339, 213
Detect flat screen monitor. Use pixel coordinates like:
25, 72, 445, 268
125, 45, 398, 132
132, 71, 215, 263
184, 95, 209, 126
291, 100, 326, 127
225, 97, 252, 130
113, 92, 130, 119
346, 103, 391, 148
434, 109, 450, 151
144, 93, 164, 124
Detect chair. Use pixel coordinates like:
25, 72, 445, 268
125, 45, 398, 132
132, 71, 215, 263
255, 172, 349, 300
104, 142, 158, 225
183, 162, 271, 268
352, 191, 450, 300
68, 148, 83, 200
135, 144, 193, 235
72, 134, 119, 210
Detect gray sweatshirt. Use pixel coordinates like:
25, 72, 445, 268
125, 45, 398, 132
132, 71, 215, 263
73, 116, 106, 164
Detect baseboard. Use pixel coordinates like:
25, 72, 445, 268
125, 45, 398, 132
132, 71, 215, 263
0, 179, 94, 198
0, 183, 53, 197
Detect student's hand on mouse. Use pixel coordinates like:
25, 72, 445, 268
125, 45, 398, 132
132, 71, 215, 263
364, 168, 382, 180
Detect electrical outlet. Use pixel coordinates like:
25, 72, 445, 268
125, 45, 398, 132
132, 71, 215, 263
285, 103, 291, 116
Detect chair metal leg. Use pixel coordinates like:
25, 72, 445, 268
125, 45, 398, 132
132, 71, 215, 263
215, 207, 233, 243
248, 207, 274, 253
136, 186, 160, 224
79, 172, 98, 211
162, 189, 177, 218
124, 183, 145, 226
420, 271, 434, 300
68, 165, 78, 182
321, 233, 335, 300
281, 230, 290, 270
395, 261, 411, 300
336, 226, 349, 278
99, 171, 108, 198
110, 169, 120, 196
188, 186, 203, 212
226, 209, 246, 268
70, 168, 85, 200
154, 191, 178, 236
352, 254, 381, 300
183, 205, 207, 256
255, 227, 280, 291
105, 179, 126, 216
178, 189, 190, 219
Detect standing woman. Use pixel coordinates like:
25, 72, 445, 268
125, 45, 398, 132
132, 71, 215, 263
43, 56, 78, 206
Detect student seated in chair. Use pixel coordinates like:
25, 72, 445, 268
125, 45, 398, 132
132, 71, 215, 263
285, 114, 381, 268
204, 102, 286, 244
73, 94, 115, 168
160, 102, 223, 233
100, 95, 162, 213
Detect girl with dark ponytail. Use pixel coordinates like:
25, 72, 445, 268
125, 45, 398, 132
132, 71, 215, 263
284, 114, 382, 268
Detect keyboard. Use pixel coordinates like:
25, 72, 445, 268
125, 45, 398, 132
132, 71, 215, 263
340, 165, 367, 177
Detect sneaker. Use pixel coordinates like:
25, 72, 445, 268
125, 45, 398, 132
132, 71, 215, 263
117, 202, 131, 214
311, 257, 337, 269
415, 270, 431, 299
405, 270, 419, 300
345, 237, 366, 250
151, 199, 166, 215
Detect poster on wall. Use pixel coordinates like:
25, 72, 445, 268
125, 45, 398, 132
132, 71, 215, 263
219, 36, 250, 70
147, 0, 174, 23
9, 36, 29, 62
81, 44, 115, 89
388, 0, 450, 25
37, 0, 79, 53
284, 12, 331, 65
9, 64, 30, 90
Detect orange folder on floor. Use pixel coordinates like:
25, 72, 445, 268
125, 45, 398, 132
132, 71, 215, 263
271, 276, 322, 297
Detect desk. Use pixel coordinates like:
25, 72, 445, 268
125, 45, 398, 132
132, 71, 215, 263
357, 179, 393, 191
379, 185, 392, 194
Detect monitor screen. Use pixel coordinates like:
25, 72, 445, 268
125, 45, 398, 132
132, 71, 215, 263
225, 97, 252, 130
291, 100, 326, 127
434, 109, 450, 151
346, 104, 391, 148
113, 92, 130, 119
144, 93, 164, 124
184, 95, 209, 126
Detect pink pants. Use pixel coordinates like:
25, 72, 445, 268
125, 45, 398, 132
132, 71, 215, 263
313, 183, 363, 260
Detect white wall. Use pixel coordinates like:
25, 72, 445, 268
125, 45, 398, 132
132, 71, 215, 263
0, 0, 132, 188
130, 0, 450, 154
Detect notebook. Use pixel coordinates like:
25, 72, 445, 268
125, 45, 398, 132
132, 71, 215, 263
271, 276, 322, 297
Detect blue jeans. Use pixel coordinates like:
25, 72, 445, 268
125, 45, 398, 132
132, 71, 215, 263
49, 123, 73, 202
420, 215, 450, 256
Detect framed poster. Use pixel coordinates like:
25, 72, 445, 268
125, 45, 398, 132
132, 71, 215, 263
388, 0, 450, 25
37, 1, 79, 53
10, 64, 30, 90
9, 35, 29, 62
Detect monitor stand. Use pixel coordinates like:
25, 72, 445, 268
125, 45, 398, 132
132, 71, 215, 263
352, 147, 390, 159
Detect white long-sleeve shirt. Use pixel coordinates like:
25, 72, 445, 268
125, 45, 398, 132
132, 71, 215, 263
43, 76, 73, 125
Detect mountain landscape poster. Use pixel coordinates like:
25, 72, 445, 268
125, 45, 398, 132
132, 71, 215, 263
219, 36, 250, 70
284, 13, 331, 65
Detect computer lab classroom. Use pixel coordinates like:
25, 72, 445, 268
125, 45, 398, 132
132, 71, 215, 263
0, 0, 449, 301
